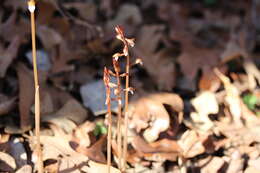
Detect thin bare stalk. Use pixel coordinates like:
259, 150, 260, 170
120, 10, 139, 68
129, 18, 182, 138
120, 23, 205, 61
111, 26, 136, 172
112, 58, 123, 169
104, 68, 112, 173
122, 52, 130, 171
28, 0, 43, 172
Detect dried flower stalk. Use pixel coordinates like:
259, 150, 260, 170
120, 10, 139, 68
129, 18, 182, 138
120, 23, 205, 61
28, 0, 43, 172
104, 26, 137, 172
114, 26, 135, 172
103, 67, 112, 173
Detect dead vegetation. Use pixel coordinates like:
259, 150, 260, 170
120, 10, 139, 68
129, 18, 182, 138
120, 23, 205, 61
0, 0, 260, 173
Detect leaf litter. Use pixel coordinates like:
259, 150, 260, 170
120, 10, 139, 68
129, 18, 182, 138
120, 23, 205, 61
0, 0, 260, 172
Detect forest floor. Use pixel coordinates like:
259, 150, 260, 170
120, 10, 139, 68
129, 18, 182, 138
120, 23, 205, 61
0, 0, 260, 172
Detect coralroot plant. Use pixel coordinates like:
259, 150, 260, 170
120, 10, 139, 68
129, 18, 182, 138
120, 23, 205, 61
28, 0, 43, 172
104, 26, 138, 172
103, 67, 112, 173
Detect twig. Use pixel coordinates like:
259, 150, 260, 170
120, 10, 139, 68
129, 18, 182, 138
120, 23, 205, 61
28, 1, 43, 172
103, 67, 112, 173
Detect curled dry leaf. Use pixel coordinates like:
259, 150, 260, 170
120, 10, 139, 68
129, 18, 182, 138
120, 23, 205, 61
33, 124, 89, 172
0, 151, 16, 172
131, 136, 181, 162
42, 99, 88, 133
191, 91, 219, 131
178, 130, 205, 158
71, 121, 95, 149
70, 135, 107, 164
214, 69, 243, 126
129, 93, 183, 142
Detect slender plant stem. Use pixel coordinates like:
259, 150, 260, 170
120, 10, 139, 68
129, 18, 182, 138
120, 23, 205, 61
104, 68, 112, 173
115, 70, 123, 170
107, 101, 112, 173
122, 53, 130, 172
28, 1, 43, 172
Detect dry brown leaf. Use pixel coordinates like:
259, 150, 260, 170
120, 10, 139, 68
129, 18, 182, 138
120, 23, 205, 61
178, 130, 205, 158
106, 4, 142, 35
191, 91, 219, 131
16, 63, 34, 130
0, 12, 29, 42
0, 151, 16, 172
200, 157, 226, 173
71, 135, 107, 164
82, 160, 121, 173
129, 93, 183, 142
64, 2, 97, 22
71, 121, 95, 149
0, 36, 21, 77
199, 66, 227, 92
37, 25, 63, 51
131, 136, 181, 162
4, 0, 27, 11
226, 150, 244, 173
37, 0, 57, 25
178, 46, 220, 81
0, 95, 16, 116
214, 69, 243, 126
15, 165, 32, 173
42, 99, 88, 133
248, 157, 260, 172
134, 25, 176, 90
32, 124, 89, 172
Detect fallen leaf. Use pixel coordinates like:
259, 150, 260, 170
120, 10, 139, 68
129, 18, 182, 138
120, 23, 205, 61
134, 25, 176, 90
63, 2, 97, 23
214, 68, 243, 126
200, 157, 226, 173
0, 36, 21, 77
0, 151, 16, 172
226, 150, 244, 173
129, 93, 183, 142
37, 26, 63, 51
82, 160, 121, 173
0, 95, 16, 116
0, 12, 29, 42
71, 135, 107, 164
191, 91, 219, 131
106, 4, 142, 36
248, 157, 260, 171
71, 121, 95, 149
31, 124, 89, 172
131, 136, 181, 162
16, 63, 34, 130
178, 130, 205, 158
15, 165, 32, 173
42, 99, 88, 133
